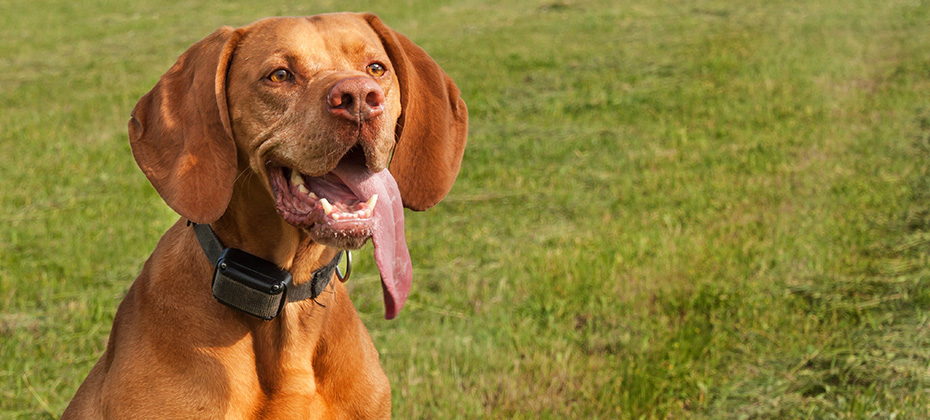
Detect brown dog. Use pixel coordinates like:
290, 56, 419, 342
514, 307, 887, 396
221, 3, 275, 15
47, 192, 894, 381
62, 13, 466, 419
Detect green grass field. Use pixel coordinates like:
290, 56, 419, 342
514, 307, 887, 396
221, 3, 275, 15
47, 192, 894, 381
3, 0, 930, 418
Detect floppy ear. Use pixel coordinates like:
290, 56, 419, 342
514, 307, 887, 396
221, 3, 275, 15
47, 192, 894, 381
129, 27, 241, 224
360, 14, 468, 211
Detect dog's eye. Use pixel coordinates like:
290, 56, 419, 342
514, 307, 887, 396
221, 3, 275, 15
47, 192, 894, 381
366, 62, 387, 77
268, 69, 291, 83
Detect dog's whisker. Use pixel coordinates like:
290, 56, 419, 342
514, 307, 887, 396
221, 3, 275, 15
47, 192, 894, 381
310, 297, 327, 308
233, 168, 253, 185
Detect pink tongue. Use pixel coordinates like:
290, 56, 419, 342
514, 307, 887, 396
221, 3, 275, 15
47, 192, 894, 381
331, 161, 412, 320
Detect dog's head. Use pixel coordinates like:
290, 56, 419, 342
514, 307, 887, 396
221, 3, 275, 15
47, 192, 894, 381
128, 14, 467, 319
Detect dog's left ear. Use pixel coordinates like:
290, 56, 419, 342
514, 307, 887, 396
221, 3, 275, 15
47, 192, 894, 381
360, 14, 468, 211
128, 27, 242, 224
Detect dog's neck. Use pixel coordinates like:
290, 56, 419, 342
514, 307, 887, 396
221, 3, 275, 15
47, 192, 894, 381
165, 178, 342, 380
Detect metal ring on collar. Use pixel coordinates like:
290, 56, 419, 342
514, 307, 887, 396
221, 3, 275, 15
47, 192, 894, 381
336, 250, 352, 283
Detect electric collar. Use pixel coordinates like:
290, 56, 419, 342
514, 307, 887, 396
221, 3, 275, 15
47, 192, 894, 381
189, 221, 349, 320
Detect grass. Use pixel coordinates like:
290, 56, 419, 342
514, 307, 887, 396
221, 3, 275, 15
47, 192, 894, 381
2, 0, 930, 418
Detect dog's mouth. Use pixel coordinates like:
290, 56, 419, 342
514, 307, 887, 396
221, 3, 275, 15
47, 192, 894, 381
267, 152, 412, 319
270, 163, 377, 249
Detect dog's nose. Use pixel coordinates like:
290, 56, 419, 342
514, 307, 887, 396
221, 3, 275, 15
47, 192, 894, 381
327, 77, 385, 122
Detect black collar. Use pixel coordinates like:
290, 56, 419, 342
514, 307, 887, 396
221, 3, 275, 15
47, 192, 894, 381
189, 221, 346, 320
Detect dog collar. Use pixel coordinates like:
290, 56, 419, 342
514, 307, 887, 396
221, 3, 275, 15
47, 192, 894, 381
189, 221, 349, 320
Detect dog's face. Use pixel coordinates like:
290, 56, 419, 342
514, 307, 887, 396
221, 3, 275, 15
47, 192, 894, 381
226, 16, 404, 250
227, 16, 401, 172
128, 13, 467, 318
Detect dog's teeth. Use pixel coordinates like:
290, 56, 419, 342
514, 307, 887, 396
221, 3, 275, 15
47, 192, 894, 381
297, 185, 310, 194
332, 213, 341, 220
365, 194, 378, 209
290, 170, 305, 187
320, 198, 334, 215
308, 192, 318, 200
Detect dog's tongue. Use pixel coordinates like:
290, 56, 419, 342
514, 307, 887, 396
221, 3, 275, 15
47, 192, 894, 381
331, 161, 411, 320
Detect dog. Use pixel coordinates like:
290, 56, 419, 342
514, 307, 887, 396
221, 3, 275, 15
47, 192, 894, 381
62, 13, 466, 419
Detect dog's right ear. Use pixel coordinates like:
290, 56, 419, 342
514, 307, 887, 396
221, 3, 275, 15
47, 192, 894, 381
129, 27, 241, 224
